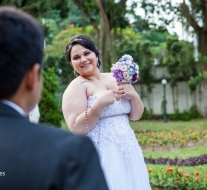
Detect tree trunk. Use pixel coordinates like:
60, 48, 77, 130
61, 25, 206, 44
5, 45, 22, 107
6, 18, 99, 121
98, 17, 104, 72
95, 0, 115, 64
199, 83, 202, 112
176, 86, 179, 111
203, 79, 207, 117
199, 29, 207, 117
147, 91, 151, 115
199, 0, 207, 117
172, 87, 176, 112
73, 1, 100, 40
186, 82, 189, 110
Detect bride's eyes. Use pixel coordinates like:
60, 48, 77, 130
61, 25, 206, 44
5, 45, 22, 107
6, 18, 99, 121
73, 56, 80, 60
84, 52, 90, 56
72, 51, 91, 60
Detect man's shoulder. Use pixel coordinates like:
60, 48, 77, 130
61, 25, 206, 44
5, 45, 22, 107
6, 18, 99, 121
33, 122, 92, 147
33, 122, 85, 140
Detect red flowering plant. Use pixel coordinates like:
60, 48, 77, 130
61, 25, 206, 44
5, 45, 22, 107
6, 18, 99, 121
111, 54, 139, 83
148, 166, 207, 189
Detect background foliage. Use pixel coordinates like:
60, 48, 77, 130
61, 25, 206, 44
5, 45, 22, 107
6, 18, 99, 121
39, 69, 62, 126
2, 0, 207, 123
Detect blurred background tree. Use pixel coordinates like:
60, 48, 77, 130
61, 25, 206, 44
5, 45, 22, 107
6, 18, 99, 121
1, 0, 205, 122
0, 0, 69, 18
140, 0, 207, 117
39, 69, 62, 126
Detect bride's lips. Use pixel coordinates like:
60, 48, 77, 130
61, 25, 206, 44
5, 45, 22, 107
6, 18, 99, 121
81, 63, 90, 68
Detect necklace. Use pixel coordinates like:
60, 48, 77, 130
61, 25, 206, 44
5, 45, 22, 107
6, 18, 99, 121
89, 106, 101, 145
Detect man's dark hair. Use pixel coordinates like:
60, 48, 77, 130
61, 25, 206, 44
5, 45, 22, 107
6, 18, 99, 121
0, 6, 44, 99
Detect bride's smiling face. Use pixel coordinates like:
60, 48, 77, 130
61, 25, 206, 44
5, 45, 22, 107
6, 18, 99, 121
70, 44, 98, 75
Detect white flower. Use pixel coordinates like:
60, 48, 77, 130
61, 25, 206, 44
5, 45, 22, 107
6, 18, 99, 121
126, 60, 132, 65
123, 72, 130, 80
120, 65, 127, 72
112, 63, 118, 68
122, 54, 133, 61
110, 67, 115, 71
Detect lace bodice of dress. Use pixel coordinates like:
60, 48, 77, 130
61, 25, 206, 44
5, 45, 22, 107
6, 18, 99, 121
88, 94, 131, 118
86, 94, 137, 166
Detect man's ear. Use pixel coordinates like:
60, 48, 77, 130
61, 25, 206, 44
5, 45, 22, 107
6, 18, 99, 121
25, 64, 41, 91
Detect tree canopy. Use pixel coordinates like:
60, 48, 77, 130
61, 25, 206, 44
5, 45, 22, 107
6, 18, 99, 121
0, 0, 69, 18
140, 0, 207, 117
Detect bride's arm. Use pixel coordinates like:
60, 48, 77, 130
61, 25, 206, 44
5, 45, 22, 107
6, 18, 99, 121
62, 79, 116, 135
128, 93, 144, 120
62, 80, 100, 135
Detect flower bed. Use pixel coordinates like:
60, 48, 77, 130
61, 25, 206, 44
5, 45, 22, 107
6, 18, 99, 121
135, 130, 207, 151
145, 154, 207, 166
148, 166, 207, 189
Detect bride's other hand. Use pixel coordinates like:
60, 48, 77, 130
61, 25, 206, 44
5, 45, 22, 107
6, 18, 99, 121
118, 83, 138, 100
98, 90, 120, 107
118, 83, 144, 120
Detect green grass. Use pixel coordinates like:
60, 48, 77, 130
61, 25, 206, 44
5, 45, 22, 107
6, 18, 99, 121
61, 121, 70, 132
147, 164, 207, 176
61, 119, 207, 132
130, 119, 207, 131
143, 145, 207, 159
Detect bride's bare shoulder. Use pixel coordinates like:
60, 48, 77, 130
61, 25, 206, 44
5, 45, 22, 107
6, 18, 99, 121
63, 76, 87, 95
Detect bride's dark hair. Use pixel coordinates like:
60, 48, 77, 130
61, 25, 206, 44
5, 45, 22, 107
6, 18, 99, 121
66, 34, 101, 68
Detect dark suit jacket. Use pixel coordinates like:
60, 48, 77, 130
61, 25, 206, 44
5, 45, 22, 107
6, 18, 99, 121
0, 103, 108, 190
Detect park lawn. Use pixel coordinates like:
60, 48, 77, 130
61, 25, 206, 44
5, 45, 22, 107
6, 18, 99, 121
143, 145, 207, 159
62, 119, 207, 132
146, 164, 207, 176
61, 121, 70, 132
130, 119, 207, 131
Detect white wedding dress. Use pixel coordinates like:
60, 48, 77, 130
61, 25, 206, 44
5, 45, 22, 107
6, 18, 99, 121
86, 94, 151, 190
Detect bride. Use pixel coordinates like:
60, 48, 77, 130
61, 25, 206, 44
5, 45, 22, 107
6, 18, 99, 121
62, 34, 151, 190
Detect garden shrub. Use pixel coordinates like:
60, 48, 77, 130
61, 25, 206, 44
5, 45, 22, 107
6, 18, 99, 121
148, 166, 207, 190
39, 69, 62, 127
141, 107, 149, 120
141, 105, 202, 121
189, 105, 201, 119
168, 111, 191, 121
145, 154, 207, 166
141, 107, 162, 120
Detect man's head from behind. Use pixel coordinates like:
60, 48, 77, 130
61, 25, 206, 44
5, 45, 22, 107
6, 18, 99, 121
0, 6, 44, 113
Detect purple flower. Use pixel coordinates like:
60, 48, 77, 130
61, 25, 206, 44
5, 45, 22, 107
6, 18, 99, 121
132, 74, 138, 83
113, 69, 124, 83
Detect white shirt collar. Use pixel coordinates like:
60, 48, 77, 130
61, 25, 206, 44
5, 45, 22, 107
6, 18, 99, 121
0, 100, 26, 116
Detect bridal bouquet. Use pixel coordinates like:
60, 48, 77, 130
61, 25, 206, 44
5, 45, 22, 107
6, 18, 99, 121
111, 54, 139, 84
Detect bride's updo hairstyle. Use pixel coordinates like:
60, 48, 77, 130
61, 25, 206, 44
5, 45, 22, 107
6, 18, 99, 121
66, 34, 101, 68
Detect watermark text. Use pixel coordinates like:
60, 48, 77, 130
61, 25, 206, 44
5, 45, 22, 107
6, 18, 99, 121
0, 172, 5, 176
